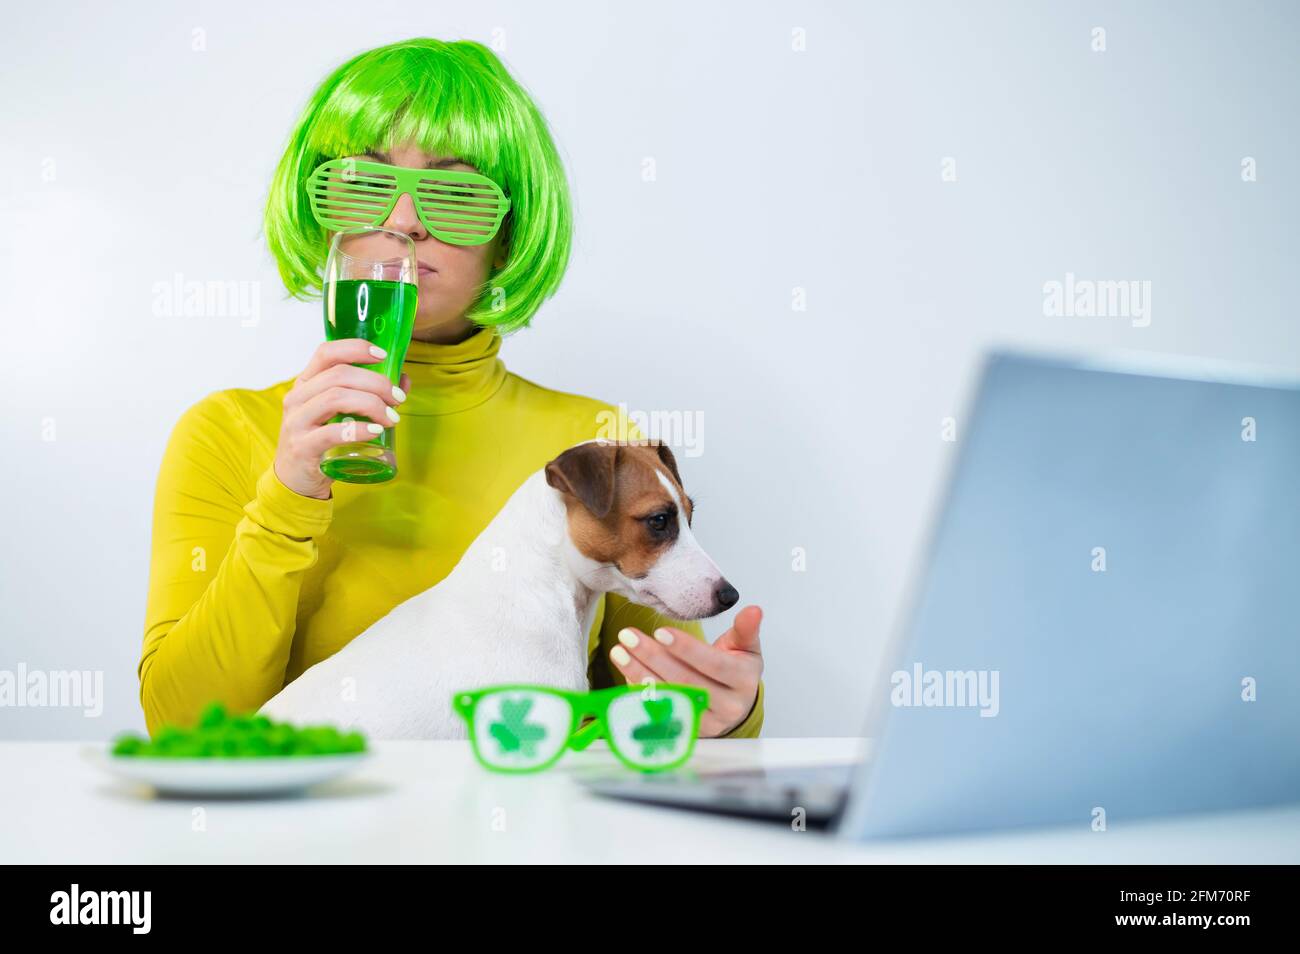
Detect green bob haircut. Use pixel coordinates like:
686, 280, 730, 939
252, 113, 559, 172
263, 38, 572, 335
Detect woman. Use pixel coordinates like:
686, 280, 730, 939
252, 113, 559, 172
139, 38, 765, 740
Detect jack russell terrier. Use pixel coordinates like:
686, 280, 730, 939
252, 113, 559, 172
259, 438, 739, 738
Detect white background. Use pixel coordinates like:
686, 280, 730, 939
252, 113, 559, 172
2, 0, 1297, 739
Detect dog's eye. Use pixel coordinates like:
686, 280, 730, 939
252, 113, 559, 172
642, 510, 677, 537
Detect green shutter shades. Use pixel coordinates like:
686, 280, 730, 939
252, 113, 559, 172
307, 158, 511, 246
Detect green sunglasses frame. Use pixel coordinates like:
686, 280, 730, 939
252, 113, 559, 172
307, 157, 511, 246
452, 682, 710, 774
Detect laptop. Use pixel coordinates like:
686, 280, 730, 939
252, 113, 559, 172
577, 351, 1300, 839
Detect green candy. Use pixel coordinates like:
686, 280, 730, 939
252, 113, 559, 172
111, 701, 369, 758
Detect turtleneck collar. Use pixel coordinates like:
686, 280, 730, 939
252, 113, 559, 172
400, 325, 507, 415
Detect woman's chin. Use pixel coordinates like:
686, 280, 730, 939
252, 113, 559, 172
411, 315, 479, 343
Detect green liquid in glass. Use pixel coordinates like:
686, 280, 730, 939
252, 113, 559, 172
320, 278, 418, 483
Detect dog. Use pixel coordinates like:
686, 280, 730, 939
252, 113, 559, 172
259, 438, 739, 738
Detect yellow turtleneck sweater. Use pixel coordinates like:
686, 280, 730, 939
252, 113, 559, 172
140, 326, 764, 740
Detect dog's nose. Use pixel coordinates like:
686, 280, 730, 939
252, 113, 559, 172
715, 580, 739, 610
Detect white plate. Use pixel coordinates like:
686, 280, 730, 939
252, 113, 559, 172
86, 747, 371, 798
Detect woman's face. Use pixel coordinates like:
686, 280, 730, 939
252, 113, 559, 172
336, 141, 509, 344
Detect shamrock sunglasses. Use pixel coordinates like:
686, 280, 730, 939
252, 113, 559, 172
306, 157, 511, 246
452, 683, 710, 773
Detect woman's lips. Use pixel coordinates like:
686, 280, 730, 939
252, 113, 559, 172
418, 264, 436, 277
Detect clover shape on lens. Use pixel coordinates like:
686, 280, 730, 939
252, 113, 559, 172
631, 696, 683, 757
488, 696, 548, 757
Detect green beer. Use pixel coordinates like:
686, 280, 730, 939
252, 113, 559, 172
320, 278, 418, 482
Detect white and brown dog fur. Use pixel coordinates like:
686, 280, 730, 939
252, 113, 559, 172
259, 438, 738, 738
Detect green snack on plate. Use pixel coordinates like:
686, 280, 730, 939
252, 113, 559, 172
111, 701, 368, 758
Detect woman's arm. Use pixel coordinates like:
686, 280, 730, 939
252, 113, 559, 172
591, 593, 765, 738
139, 393, 333, 737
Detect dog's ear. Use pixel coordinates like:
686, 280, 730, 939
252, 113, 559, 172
652, 440, 682, 487
545, 441, 619, 519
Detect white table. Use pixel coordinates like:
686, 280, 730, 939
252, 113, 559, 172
3, 739, 1297, 863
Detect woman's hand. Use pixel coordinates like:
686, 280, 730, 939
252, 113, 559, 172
609, 605, 764, 737
273, 339, 410, 500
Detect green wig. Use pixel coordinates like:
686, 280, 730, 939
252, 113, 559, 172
263, 38, 572, 334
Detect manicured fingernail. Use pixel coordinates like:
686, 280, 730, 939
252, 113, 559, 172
369, 345, 387, 358
617, 628, 639, 649
366, 423, 384, 434
386, 407, 400, 423
610, 646, 631, 666
654, 627, 674, 645
392, 385, 406, 403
